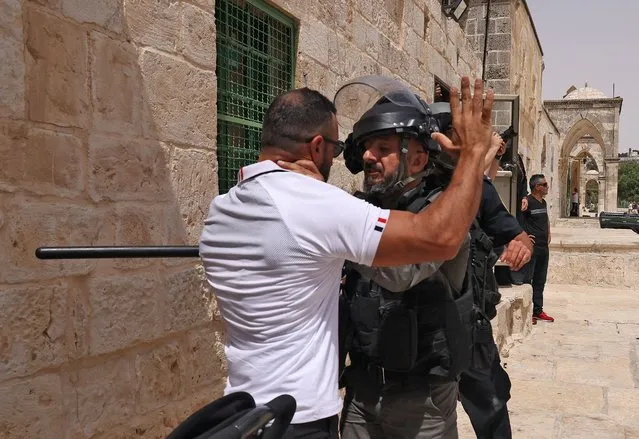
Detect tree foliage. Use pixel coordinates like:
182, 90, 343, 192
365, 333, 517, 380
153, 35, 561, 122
618, 162, 639, 205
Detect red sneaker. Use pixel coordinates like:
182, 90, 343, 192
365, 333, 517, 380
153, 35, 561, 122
534, 311, 554, 322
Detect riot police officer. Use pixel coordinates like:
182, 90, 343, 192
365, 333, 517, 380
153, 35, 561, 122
429, 102, 533, 439
335, 87, 470, 439
334, 82, 527, 439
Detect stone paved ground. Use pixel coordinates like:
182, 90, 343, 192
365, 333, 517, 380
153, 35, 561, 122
457, 283, 639, 438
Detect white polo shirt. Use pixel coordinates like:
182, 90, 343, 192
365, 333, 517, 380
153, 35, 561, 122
199, 160, 390, 423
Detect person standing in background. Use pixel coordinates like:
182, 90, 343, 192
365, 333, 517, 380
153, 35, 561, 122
520, 174, 554, 323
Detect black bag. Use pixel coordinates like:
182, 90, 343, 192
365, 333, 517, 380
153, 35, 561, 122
167, 392, 296, 439
378, 304, 418, 372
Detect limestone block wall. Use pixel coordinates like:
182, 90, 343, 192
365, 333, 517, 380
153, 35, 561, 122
548, 245, 639, 289
462, 0, 562, 220
533, 110, 561, 223
0, 1, 226, 438
509, 0, 544, 162
463, 0, 543, 136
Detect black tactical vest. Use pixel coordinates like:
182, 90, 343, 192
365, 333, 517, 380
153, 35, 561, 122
468, 221, 501, 320
341, 184, 474, 381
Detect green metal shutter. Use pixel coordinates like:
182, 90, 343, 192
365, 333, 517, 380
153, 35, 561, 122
215, 0, 297, 193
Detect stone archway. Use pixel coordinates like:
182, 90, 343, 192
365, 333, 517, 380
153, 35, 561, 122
558, 118, 608, 217
567, 142, 605, 216
544, 86, 623, 217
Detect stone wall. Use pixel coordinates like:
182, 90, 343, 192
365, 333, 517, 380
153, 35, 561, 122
509, 0, 545, 164
0, 1, 226, 438
534, 109, 561, 222
548, 245, 639, 289
463, 0, 562, 221
462, 0, 540, 132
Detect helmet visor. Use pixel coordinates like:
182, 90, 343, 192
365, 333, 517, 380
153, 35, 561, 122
333, 75, 428, 130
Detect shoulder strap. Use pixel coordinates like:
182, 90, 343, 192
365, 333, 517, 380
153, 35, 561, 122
470, 219, 494, 253
405, 187, 443, 214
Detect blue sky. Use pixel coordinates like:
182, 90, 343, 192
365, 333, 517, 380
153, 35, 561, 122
526, 0, 639, 153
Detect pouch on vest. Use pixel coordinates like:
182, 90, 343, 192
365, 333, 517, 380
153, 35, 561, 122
349, 294, 382, 359
470, 222, 501, 320
443, 289, 474, 377
470, 320, 496, 371
377, 303, 418, 372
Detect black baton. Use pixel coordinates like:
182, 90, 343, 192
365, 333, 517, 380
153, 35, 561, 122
35, 246, 200, 259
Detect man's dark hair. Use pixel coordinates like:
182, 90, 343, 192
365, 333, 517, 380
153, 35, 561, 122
529, 174, 545, 191
261, 88, 336, 150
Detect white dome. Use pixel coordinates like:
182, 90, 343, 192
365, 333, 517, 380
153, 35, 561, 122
564, 85, 608, 100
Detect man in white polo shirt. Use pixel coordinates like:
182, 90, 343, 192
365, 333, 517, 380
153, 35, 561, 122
199, 77, 496, 438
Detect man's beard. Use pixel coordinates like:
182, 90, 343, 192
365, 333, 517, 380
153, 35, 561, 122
363, 162, 404, 195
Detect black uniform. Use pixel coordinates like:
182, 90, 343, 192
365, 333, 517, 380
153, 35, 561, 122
458, 176, 523, 439
478, 176, 524, 247
520, 195, 550, 316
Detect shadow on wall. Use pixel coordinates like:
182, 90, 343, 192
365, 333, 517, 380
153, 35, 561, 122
0, 1, 227, 438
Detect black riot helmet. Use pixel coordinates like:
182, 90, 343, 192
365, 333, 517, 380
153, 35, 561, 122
334, 76, 443, 175
429, 102, 453, 134
428, 102, 457, 171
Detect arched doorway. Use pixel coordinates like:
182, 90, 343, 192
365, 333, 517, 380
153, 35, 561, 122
567, 149, 601, 216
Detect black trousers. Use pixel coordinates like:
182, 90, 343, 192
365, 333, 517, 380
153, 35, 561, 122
509, 246, 549, 315
459, 335, 512, 439
529, 246, 549, 315
570, 202, 579, 216
276, 416, 339, 439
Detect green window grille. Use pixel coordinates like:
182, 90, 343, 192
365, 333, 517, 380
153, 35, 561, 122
215, 0, 297, 193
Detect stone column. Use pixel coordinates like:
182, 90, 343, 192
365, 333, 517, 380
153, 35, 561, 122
568, 159, 580, 217
604, 159, 620, 212
598, 177, 605, 213
557, 156, 569, 217
579, 168, 588, 217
